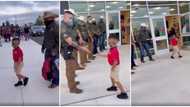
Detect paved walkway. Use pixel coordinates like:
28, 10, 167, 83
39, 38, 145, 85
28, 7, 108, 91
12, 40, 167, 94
0, 40, 59, 105
132, 50, 190, 106
60, 45, 130, 106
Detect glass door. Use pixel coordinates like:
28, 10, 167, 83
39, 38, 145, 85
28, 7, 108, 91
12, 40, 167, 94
150, 16, 169, 55
106, 11, 121, 46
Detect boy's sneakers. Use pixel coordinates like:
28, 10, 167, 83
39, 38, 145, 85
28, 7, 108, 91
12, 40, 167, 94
179, 55, 183, 58
117, 92, 128, 99
171, 56, 175, 59
14, 81, 23, 87
107, 86, 117, 91
23, 77, 29, 86
131, 71, 135, 75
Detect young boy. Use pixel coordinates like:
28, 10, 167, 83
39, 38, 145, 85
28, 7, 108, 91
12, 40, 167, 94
170, 34, 182, 59
98, 35, 128, 99
12, 38, 29, 87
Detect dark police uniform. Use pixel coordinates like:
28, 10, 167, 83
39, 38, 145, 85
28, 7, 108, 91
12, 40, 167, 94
76, 20, 89, 66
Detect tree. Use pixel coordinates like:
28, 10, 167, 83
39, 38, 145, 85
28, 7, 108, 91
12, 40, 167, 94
35, 16, 44, 25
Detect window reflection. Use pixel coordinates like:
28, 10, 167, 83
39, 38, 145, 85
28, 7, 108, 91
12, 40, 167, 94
108, 12, 119, 30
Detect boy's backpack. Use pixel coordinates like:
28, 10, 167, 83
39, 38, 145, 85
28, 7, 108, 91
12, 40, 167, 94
42, 58, 52, 81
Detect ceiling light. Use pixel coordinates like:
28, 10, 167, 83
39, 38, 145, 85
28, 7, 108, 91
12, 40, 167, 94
112, 2, 118, 4
106, 6, 111, 8
170, 8, 175, 11
154, 7, 161, 10
131, 10, 136, 13
149, 11, 154, 14
89, 5, 95, 8
133, 4, 140, 7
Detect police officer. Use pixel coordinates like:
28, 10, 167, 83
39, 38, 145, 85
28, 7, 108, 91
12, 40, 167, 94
77, 16, 91, 67
98, 16, 106, 52
61, 9, 91, 94
91, 18, 100, 54
42, 11, 59, 88
86, 16, 99, 58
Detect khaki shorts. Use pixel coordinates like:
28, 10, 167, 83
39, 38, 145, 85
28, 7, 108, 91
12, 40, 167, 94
173, 46, 179, 52
14, 62, 24, 75
110, 66, 119, 82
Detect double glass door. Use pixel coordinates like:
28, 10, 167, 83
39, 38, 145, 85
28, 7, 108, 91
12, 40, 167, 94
150, 16, 169, 55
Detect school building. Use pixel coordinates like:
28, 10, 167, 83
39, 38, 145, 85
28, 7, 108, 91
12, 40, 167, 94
131, 1, 190, 56
60, 1, 130, 46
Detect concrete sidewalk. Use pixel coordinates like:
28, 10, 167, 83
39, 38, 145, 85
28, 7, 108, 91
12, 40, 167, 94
0, 40, 59, 105
132, 50, 190, 106
60, 45, 130, 106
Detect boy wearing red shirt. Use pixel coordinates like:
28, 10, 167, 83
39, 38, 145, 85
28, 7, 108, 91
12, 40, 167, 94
170, 35, 182, 59
12, 38, 29, 87
98, 35, 128, 99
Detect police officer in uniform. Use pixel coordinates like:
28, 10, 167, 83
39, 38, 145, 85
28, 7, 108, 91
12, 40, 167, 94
76, 16, 91, 67
98, 16, 106, 52
86, 16, 96, 59
61, 9, 91, 94
90, 18, 100, 54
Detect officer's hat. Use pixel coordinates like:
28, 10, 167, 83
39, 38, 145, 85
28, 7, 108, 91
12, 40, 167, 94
64, 9, 77, 16
43, 11, 58, 19
78, 16, 86, 21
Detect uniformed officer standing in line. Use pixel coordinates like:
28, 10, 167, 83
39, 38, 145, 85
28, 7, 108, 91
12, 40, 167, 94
77, 16, 91, 67
72, 17, 86, 70
86, 16, 96, 60
61, 9, 91, 94
98, 16, 106, 52
90, 18, 101, 54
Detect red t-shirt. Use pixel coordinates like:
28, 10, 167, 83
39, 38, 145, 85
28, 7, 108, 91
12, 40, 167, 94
107, 47, 120, 65
170, 38, 178, 46
13, 47, 23, 62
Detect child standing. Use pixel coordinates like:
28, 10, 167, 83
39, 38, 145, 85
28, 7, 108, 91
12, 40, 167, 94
170, 35, 182, 59
98, 35, 128, 99
12, 38, 29, 87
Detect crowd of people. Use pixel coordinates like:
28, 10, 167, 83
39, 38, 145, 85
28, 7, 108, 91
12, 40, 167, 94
0, 22, 30, 46
61, 9, 128, 99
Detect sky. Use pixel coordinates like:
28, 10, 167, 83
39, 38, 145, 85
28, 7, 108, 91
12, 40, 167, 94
0, 1, 59, 25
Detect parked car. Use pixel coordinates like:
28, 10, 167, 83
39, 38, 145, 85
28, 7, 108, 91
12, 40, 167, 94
31, 25, 45, 37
